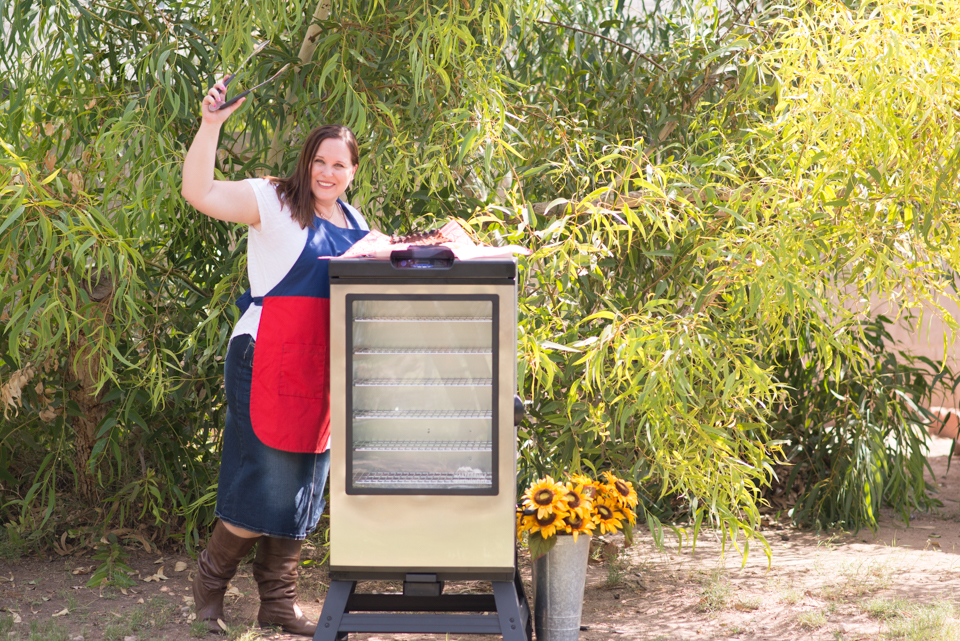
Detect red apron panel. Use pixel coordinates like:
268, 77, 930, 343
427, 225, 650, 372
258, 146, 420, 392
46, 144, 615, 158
250, 296, 331, 453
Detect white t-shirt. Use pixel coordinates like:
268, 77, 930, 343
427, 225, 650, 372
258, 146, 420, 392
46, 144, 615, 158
230, 178, 369, 341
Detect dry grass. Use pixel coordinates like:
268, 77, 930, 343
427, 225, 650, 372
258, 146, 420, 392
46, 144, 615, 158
884, 601, 960, 641
697, 569, 733, 613
797, 609, 827, 630
819, 558, 894, 601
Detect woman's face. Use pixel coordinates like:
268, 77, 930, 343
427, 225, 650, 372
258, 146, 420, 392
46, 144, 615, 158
310, 138, 357, 209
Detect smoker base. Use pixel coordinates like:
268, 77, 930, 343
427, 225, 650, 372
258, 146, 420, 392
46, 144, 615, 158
313, 568, 532, 641
329, 566, 516, 582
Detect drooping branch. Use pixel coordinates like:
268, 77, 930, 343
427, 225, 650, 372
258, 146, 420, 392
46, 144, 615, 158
536, 19, 666, 72
530, 188, 744, 218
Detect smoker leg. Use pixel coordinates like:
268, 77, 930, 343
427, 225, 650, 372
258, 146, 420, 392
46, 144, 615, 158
513, 568, 533, 641
314, 580, 355, 641
492, 578, 529, 641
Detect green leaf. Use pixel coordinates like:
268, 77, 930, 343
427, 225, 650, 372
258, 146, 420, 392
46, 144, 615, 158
40, 169, 61, 185
0, 205, 24, 237
527, 531, 558, 561
538, 340, 580, 353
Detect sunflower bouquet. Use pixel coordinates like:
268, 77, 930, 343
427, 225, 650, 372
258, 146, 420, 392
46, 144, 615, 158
517, 472, 639, 560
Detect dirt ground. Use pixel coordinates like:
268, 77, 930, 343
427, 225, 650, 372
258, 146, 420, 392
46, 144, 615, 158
1, 436, 959, 641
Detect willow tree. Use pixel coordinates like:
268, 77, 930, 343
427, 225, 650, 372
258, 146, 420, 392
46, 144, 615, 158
1, 0, 958, 557
486, 0, 960, 545
0, 0, 528, 547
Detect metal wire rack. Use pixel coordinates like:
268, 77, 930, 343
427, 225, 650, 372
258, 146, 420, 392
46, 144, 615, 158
353, 409, 492, 420
353, 348, 491, 355
353, 470, 493, 487
355, 317, 491, 323
354, 378, 492, 387
353, 440, 493, 452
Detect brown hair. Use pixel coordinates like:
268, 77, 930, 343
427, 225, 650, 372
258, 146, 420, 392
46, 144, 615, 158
270, 125, 359, 229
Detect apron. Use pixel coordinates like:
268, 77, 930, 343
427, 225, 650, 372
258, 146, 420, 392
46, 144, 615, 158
236, 202, 367, 453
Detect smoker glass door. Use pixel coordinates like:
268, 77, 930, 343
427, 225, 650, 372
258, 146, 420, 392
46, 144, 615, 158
346, 295, 498, 494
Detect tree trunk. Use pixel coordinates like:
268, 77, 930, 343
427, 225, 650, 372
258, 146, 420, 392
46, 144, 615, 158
266, 0, 333, 166
68, 274, 114, 502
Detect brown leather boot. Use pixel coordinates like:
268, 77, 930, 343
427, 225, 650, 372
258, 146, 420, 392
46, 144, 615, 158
193, 521, 260, 634
252, 536, 316, 636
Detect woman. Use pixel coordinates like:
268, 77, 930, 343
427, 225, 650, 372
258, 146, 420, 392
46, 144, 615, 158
181, 80, 369, 636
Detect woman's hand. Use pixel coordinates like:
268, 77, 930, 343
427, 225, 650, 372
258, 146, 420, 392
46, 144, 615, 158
200, 77, 246, 127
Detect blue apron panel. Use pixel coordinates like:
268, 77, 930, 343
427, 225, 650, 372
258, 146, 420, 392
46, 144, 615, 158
235, 200, 368, 310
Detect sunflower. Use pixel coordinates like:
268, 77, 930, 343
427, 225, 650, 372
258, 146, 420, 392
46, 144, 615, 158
562, 512, 596, 542
529, 511, 564, 539
563, 482, 593, 522
570, 473, 599, 500
517, 508, 537, 538
522, 476, 568, 520
593, 497, 625, 535
602, 472, 639, 509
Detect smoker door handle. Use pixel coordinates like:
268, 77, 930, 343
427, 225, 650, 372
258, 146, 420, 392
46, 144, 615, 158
389, 246, 455, 269
514, 395, 525, 426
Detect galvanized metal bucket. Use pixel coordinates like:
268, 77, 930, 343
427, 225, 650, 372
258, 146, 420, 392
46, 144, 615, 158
532, 534, 591, 641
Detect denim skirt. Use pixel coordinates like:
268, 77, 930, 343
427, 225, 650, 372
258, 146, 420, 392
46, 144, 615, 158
215, 333, 330, 539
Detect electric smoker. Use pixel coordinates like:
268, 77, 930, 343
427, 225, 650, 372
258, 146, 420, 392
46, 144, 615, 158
316, 249, 530, 640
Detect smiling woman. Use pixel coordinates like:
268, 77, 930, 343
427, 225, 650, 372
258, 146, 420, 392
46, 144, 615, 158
180, 81, 370, 637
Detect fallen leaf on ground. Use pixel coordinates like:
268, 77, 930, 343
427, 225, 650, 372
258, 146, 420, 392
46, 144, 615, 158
12, 613, 21, 624
131, 534, 153, 553
174, 561, 188, 572
72, 566, 93, 575
217, 618, 227, 630
52, 608, 69, 617
143, 567, 167, 582
54, 532, 73, 556
225, 586, 242, 598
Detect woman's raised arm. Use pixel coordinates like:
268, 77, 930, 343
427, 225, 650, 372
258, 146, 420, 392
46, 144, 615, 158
181, 79, 260, 228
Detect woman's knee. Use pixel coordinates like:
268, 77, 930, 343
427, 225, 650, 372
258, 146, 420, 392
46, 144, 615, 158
221, 520, 260, 539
